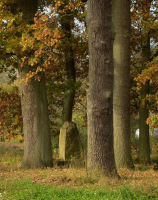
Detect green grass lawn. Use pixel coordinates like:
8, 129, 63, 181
1, 180, 157, 200
1, 142, 158, 200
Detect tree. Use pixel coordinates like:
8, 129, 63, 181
131, 0, 153, 164
87, 0, 117, 176
19, 0, 53, 168
0, 0, 53, 168
112, 0, 134, 168
3, 0, 88, 143
54, 0, 87, 124
59, 0, 76, 123
137, 0, 151, 164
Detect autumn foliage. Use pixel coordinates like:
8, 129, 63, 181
0, 86, 22, 140
0, 0, 88, 141
130, 0, 158, 128
1, 0, 158, 141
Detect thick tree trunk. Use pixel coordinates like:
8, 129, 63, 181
87, 0, 117, 177
112, 0, 134, 169
19, 65, 53, 168
61, 6, 76, 123
18, 0, 53, 168
138, 10, 150, 163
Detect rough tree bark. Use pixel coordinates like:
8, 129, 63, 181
18, 0, 53, 168
87, 0, 117, 177
112, 0, 134, 169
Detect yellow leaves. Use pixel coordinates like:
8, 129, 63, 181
20, 65, 45, 85
20, 78, 25, 84
21, 32, 36, 52
7, 18, 14, 27
6, 36, 21, 53
136, 61, 158, 92
52, 13, 56, 18
28, 57, 40, 67
18, 135, 24, 143
146, 115, 158, 129
54, 0, 64, 10
36, 66, 43, 73
20, 56, 29, 68
153, 20, 158, 28
53, 27, 64, 39
21, 56, 28, 64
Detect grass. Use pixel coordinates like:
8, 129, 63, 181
1, 181, 155, 200
1, 142, 158, 199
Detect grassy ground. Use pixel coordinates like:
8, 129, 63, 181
1, 142, 158, 199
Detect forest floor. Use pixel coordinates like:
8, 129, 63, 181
1, 141, 158, 199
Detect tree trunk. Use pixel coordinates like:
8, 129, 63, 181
18, 0, 53, 168
112, 0, 134, 169
19, 65, 53, 168
61, 4, 76, 123
18, 0, 38, 22
138, 81, 150, 163
62, 47, 76, 123
138, 2, 151, 162
87, 0, 117, 177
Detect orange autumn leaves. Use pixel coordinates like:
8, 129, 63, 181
131, 0, 158, 128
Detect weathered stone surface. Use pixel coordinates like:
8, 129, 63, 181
59, 122, 83, 161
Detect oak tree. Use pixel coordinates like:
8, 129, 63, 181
112, 0, 134, 168
87, 0, 117, 176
